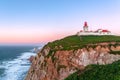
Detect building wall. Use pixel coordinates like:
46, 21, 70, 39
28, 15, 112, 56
77, 32, 113, 36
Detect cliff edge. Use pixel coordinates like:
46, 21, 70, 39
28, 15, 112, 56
25, 35, 120, 80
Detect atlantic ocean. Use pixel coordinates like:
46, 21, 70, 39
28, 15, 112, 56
0, 45, 42, 80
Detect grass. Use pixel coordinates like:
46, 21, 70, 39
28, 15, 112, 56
65, 60, 120, 80
46, 35, 120, 57
47, 35, 120, 50
110, 51, 120, 55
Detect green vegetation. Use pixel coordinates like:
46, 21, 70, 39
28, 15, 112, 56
65, 60, 120, 80
110, 51, 120, 55
57, 65, 67, 72
46, 50, 54, 58
47, 35, 120, 50
46, 35, 120, 57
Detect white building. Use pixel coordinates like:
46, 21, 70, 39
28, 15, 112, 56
77, 22, 113, 36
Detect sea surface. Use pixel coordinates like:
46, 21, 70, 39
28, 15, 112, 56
0, 45, 42, 80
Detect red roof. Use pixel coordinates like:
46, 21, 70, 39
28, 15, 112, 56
84, 22, 88, 27
102, 30, 109, 32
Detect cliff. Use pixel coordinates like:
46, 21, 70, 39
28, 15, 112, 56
25, 35, 120, 80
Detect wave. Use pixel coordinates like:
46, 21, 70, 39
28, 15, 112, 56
0, 52, 36, 80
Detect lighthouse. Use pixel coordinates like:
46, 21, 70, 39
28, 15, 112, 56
83, 22, 88, 32
77, 22, 113, 36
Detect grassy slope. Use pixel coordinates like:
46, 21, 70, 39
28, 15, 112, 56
47, 35, 120, 50
65, 60, 120, 80
46, 35, 120, 58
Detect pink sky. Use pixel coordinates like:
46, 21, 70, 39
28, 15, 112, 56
0, 28, 70, 43
0, 0, 120, 44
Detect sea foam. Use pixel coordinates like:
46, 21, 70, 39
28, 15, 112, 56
0, 52, 36, 80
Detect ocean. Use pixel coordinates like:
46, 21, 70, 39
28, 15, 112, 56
0, 45, 42, 80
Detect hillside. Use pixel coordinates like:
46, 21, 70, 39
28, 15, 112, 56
25, 35, 120, 80
47, 35, 120, 50
65, 60, 120, 80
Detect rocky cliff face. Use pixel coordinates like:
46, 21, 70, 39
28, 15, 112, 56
25, 43, 120, 80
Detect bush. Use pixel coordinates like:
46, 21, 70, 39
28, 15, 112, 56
65, 60, 120, 80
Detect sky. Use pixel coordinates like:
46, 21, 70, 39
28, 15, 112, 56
0, 0, 120, 44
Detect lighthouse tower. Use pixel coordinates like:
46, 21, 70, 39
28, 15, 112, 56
83, 22, 88, 32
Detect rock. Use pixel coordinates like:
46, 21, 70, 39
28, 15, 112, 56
28, 56, 34, 62
25, 44, 120, 80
